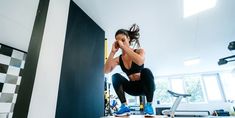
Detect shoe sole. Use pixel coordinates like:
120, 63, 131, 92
114, 112, 130, 117
144, 114, 155, 117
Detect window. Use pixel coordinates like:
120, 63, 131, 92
126, 72, 226, 106
155, 75, 206, 104
220, 72, 235, 101
171, 78, 188, 103
184, 76, 205, 102
126, 94, 140, 106
154, 78, 172, 105
171, 78, 184, 93
203, 74, 223, 101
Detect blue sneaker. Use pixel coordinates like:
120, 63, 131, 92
144, 103, 154, 116
114, 104, 130, 117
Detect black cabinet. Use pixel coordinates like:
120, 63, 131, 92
56, 1, 105, 118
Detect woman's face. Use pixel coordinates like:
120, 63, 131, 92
115, 34, 130, 47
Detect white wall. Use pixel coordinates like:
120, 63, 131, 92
27, 0, 70, 118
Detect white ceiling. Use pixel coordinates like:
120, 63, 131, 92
74, 0, 235, 76
0, 0, 39, 52
1, 0, 235, 76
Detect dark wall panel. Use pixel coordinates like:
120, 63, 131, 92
13, 0, 50, 117
56, 1, 104, 118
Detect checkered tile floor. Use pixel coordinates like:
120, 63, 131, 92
0, 44, 26, 118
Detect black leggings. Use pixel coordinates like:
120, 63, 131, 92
112, 68, 155, 103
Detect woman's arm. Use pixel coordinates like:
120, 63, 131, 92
104, 52, 119, 74
117, 39, 144, 65
104, 42, 120, 74
121, 45, 145, 66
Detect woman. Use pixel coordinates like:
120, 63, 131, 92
104, 24, 155, 116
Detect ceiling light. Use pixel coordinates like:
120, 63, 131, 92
184, 58, 201, 66
184, 0, 217, 17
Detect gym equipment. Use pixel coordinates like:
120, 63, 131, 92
104, 77, 112, 116
228, 41, 235, 51
218, 55, 235, 65
162, 90, 191, 118
212, 109, 230, 116
218, 41, 235, 65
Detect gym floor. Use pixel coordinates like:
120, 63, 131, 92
101, 115, 235, 118
101, 115, 164, 118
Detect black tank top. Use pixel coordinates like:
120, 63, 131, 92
119, 49, 144, 76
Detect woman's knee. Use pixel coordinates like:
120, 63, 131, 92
112, 73, 126, 85
141, 68, 151, 73
141, 68, 154, 79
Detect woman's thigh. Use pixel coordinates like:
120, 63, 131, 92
123, 81, 145, 96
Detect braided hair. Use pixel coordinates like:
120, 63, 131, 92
115, 24, 140, 48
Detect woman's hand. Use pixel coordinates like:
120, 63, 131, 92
111, 41, 119, 53
117, 40, 124, 49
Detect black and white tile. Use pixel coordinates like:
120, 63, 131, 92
0, 44, 26, 118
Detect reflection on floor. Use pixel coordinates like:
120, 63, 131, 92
101, 115, 164, 118
101, 115, 235, 118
